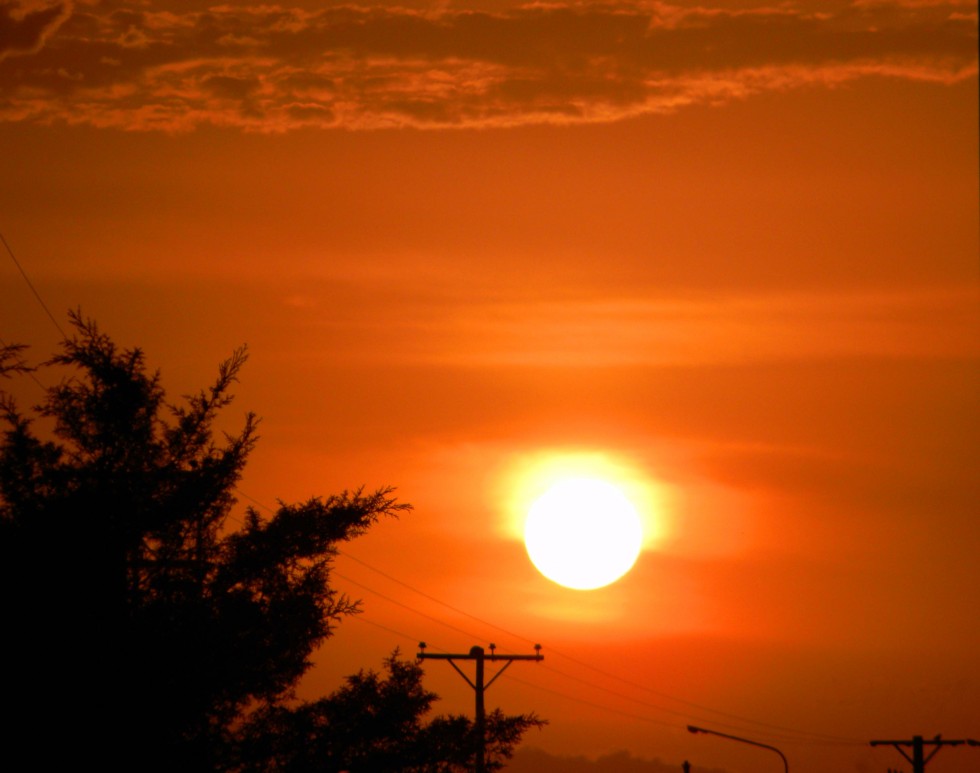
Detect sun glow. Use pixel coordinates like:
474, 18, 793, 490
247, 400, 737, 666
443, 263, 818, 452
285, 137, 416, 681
525, 477, 643, 590
499, 450, 667, 589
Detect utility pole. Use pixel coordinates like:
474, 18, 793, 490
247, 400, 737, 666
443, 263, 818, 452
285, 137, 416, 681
870, 735, 980, 773
417, 642, 543, 773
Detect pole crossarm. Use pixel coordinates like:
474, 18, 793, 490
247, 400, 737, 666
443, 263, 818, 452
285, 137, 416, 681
444, 658, 477, 690
418, 651, 544, 662
869, 735, 977, 773
484, 660, 513, 690
416, 643, 542, 773
688, 725, 789, 773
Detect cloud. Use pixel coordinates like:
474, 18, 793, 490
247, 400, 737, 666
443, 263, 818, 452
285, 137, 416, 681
0, 1, 975, 130
0, 1, 71, 61
377, 286, 980, 368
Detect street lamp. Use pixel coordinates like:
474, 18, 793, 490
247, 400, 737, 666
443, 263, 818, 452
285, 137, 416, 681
688, 725, 789, 773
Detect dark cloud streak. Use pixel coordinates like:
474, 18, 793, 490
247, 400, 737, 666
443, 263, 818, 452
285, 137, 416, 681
0, 0, 71, 60
0, 1, 975, 130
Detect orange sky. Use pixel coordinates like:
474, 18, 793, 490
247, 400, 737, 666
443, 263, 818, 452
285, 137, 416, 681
2, 1, 978, 771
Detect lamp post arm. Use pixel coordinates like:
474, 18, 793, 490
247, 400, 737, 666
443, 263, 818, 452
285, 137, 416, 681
687, 726, 789, 773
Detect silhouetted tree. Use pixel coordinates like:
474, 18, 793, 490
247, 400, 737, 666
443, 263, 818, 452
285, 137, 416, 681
0, 312, 541, 772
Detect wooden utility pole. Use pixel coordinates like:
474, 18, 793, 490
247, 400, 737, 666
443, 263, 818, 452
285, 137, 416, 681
417, 642, 543, 773
870, 735, 979, 773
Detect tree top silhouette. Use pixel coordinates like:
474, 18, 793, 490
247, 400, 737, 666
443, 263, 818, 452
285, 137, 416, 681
0, 311, 541, 772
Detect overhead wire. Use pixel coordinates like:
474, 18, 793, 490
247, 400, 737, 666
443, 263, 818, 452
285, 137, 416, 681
339, 608, 678, 730
347, 613, 426, 648
305, 591, 857, 749
1, 230, 66, 339
235, 491, 714, 733
540, 646, 861, 745
0, 335, 47, 392
331, 533, 863, 745
505, 672, 680, 730
322, 529, 864, 745
332, 570, 486, 643
340, 551, 536, 647
336, 564, 863, 747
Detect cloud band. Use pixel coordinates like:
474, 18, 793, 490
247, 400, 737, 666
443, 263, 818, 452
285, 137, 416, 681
0, 1, 976, 131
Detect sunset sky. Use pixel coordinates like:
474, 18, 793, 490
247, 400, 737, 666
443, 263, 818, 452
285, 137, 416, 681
2, 1, 978, 771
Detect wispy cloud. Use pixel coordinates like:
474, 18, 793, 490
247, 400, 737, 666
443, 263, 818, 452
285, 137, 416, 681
0, 0, 71, 61
277, 284, 980, 368
420, 286, 980, 367
1, 0, 975, 130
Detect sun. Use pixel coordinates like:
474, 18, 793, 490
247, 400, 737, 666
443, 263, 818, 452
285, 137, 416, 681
524, 476, 643, 590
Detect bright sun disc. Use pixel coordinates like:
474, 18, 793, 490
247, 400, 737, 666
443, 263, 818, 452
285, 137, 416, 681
524, 477, 643, 590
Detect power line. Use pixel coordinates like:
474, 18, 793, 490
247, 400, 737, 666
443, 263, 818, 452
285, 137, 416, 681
0, 336, 47, 392
332, 571, 486, 643
334, 542, 862, 745
236, 487, 863, 747
346, 615, 682, 736
334, 553, 862, 746
542, 644, 861, 745
341, 613, 683, 733
334, 563, 858, 746
236, 491, 707, 730
1, 230, 66, 339
347, 613, 425, 647
339, 612, 842, 750
538, 661, 857, 747
506, 671, 679, 730
1, 230, 60, 392
340, 551, 536, 646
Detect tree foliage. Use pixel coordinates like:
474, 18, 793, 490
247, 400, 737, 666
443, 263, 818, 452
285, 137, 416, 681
0, 312, 542, 771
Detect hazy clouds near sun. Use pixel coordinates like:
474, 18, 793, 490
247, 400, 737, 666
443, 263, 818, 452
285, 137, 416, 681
0, 0, 975, 130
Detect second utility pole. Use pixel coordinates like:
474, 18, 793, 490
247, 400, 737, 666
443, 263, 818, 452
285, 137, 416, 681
870, 735, 979, 773
418, 642, 543, 773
